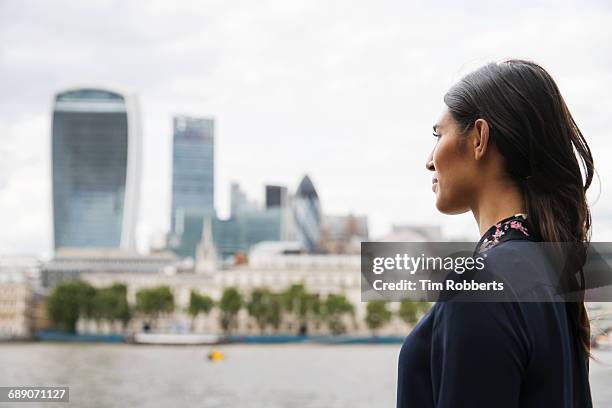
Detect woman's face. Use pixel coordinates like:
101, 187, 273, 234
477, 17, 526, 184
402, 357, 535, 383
426, 109, 479, 215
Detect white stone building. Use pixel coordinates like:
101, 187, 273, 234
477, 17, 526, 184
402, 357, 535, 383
79, 252, 413, 336
0, 256, 39, 339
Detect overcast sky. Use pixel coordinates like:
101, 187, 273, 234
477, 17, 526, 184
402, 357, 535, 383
2, 0, 612, 256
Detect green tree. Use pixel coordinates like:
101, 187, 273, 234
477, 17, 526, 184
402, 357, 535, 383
247, 288, 272, 333
247, 289, 284, 334
398, 301, 431, 325
266, 293, 283, 332
323, 293, 354, 335
281, 284, 321, 334
306, 293, 323, 331
135, 286, 174, 329
47, 280, 97, 333
282, 284, 307, 317
188, 290, 214, 331
365, 300, 392, 335
219, 287, 243, 334
92, 284, 131, 328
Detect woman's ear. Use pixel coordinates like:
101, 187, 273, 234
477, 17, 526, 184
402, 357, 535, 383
472, 118, 490, 161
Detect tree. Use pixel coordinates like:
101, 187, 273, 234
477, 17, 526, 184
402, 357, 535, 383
92, 284, 131, 328
47, 280, 97, 333
219, 287, 243, 334
281, 284, 320, 334
398, 301, 431, 325
305, 293, 323, 332
188, 290, 214, 331
365, 301, 392, 335
247, 288, 272, 333
246, 289, 284, 334
266, 293, 283, 332
281, 284, 307, 318
110, 284, 131, 326
323, 293, 354, 335
135, 286, 174, 329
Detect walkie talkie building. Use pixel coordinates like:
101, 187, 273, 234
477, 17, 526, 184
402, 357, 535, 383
51, 87, 141, 250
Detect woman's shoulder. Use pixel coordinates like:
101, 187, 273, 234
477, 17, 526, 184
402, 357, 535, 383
481, 239, 549, 275
479, 240, 560, 300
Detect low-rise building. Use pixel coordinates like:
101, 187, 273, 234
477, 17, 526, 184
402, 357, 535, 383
79, 252, 412, 336
0, 256, 40, 339
41, 248, 182, 288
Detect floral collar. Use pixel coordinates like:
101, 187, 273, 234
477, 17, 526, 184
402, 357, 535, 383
475, 213, 533, 254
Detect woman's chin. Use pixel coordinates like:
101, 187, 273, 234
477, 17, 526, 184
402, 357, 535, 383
435, 197, 470, 215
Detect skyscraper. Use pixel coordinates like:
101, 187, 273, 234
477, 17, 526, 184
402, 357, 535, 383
265, 185, 288, 208
293, 175, 322, 251
230, 182, 258, 218
265, 184, 293, 240
170, 116, 215, 236
52, 87, 141, 250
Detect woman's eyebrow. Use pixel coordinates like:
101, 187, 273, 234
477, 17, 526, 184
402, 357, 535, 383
432, 124, 439, 133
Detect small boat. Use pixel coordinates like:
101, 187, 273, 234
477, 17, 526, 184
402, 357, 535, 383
132, 333, 222, 345
208, 350, 225, 361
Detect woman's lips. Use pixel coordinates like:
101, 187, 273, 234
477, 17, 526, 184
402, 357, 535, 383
432, 176, 438, 193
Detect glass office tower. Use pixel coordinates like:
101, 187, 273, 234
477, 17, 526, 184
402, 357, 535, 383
173, 209, 282, 261
293, 175, 322, 251
52, 88, 141, 250
170, 116, 215, 236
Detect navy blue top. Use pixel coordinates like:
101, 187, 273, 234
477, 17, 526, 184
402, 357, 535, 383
396, 214, 592, 408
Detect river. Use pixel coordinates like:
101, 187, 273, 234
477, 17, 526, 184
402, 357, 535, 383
1, 343, 611, 407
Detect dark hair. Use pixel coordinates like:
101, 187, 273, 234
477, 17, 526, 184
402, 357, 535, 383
443, 59, 594, 356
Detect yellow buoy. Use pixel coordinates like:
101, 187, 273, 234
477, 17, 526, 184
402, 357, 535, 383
208, 350, 225, 361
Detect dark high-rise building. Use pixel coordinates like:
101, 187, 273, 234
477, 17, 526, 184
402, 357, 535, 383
265, 185, 288, 208
170, 116, 215, 235
52, 87, 141, 250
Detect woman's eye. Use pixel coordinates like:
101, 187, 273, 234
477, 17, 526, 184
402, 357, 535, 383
432, 132, 441, 139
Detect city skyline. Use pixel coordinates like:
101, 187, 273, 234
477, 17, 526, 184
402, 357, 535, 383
3, 0, 612, 256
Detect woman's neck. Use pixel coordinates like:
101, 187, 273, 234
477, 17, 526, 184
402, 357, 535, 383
472, 179, 526, 236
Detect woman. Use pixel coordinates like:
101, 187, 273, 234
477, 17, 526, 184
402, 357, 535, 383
397, 60, 593, 407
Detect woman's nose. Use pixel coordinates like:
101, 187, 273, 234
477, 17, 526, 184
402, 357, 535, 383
425, 150, 435, 171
